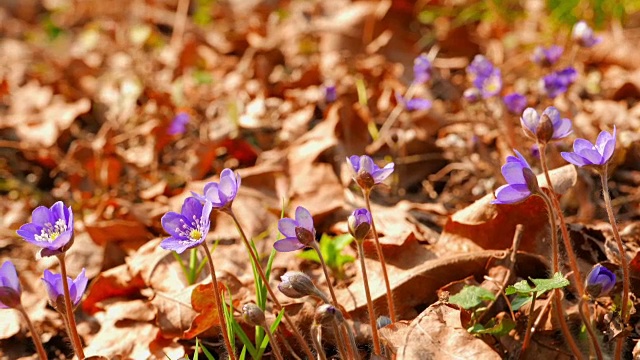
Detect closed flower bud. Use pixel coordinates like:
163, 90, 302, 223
242, 303, 266, 327
585, 264, 616, 299
522, 167, 541, 195
0, 261, 22, 309
348, 208, 372, 242
536, 111, 555, 144
314, 304, 344, 326
278, 271, 320, 299
376, 315, 392, 329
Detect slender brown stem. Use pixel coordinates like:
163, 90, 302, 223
356, 241, 382, 355
538, 144, 585, 295
601, 169, 631, 360
227, 210, 315, 359
201, 244, 236, 360
521, 291, 537, 353
538, 193, 583, 359
263, 325, 284, 360
362, 189, 397, 322
311, 325, 328, 360
17, 306, 47, 360
331, 322, 349, 360
341, 322, 358, 359
56, 254, 85, 359
579, 298, 604, 360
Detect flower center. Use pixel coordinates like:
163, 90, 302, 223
175, 215, 208, 242
189, 229, 202, 240
35, 218, 67, 243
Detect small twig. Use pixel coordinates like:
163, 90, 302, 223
521, 291, 538, 353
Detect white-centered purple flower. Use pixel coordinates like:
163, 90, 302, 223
572, 21, 601, 48
520, 106, 572, 142
17, 201, 74, 257
161, 197, 213, 254
275, 207, 316, 252
561, 127, 616, 168
42, 268, 88, 309
168, 112, 190, 135
348, 208, 372, 241
503, 93, 527, 114
585, 264, 615, 298
542, 67, 577, 98
0, 261, 22, 309
532, 45, 563, 67
413, 54, 432, 84
346, 155, 394, 190
192, 168, 241, 209
467, 55, 502, 99
491, 150, 538, 205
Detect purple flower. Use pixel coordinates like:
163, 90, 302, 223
477, 68, 502, 98
17, 201, 74, 257
413, 54, 432, 84
192, 168, 241, 209
42, 268, 88, 309
0, 261, 22, 309
325, 85, 337, 103
542, 67, 577, 98
396, 93, 431, 112
275, 207, 316, 252
168, 112, 190, 135
160, 197, 213, 253
503, 93, 527, 114
467, 55, 495, 81
585, 264, 615, 298
532, 45, 563, 66
346, 155, 394, 189
520, 106, 572, 142
561, 127, 616, 168
491, 150, 538, 205
348, 208, 372, 241
572, 21, 601, 48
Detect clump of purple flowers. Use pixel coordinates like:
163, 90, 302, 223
561, 127, 616, 168
542, 67, 577, 98
491, 150, 539, 205
466, 55, 502, 99
503, 93, 527, 114
17, 201, 74, 257
160, 197, 212, 253
532, 45, 563, 67
275, 207, 316, 252
572, 21, 601, 48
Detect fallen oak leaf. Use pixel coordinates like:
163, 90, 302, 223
182, 282, 226, 339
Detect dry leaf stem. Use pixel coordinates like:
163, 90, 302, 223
17, 305, 47, 360
356, 240, 382, 355
521, 290, 537, 353
56, 254, 85, 360
227, 210, 316, 359
601, 168, 631, 360
362, 190, 397, 322
201, 244, 236, 360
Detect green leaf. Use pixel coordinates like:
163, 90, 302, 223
505, 273, 569, 296
297, 249, 320, 262
469, 318, 516, 336
449, 285, 496, 310
510, 294, 532, 311
332, 234, 354, 250
200, 341, 216, 360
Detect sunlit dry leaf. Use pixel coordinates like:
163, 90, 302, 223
82, 264, 145, 315
182, 282, 222, 339
152, 285, 197, 339
0, 310, 21, 340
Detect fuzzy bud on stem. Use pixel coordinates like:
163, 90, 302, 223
242, 303, 266, 327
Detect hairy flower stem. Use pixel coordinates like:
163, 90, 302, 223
362, 189, 396, 323
538, 193, 582, 359
310, 243, 353, 357
579, 298, 604, 360
227, 210, 316, 359
600, 169, 631, 360
342, 322, 358, 359
201, 244, 236, 360
56, 254, 85, 360
17, 305, 47, 360
521, 291, 537, 353
332, 322, 349, 360
538, 144, 603, 356
262, 325, 284, 360
356, 240, 382, 355
311, 325, 328, 360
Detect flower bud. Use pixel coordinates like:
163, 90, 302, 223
348, 208, 372, 242
278, 271, 321, 299
376, 315, 392, 329
314, 304, 344, 326
463, 88, 482, 103
0, 261, 22, 309
535, 111, 555, 144
585, 264, 616, 299
242, 303, 266, 327
522, 167, 541, 195
295, 227, 316, 247
356, 171, 375, 191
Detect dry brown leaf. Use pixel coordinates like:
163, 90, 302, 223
82, 264, 145, 315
